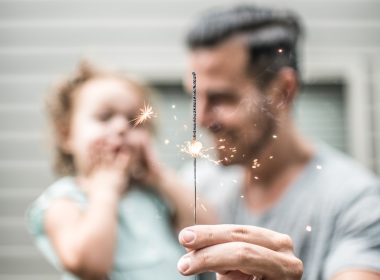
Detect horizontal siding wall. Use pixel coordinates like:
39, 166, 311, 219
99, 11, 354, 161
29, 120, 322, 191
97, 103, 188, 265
374, 56, 380, 174
0, 0, 379, 279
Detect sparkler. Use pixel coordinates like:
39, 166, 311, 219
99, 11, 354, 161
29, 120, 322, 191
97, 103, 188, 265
180, 141, 222, 165
192, 72, 198, 225
132, 103, 155, 127
191, 72, 199, 280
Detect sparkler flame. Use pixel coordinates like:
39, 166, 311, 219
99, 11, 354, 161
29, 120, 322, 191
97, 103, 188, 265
182, 140, 203, 158
189, 140, 203, 157
181, 140, 222, 164
133, 103, 155, 127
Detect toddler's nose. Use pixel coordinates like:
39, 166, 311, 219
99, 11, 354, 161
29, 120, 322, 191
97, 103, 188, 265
112, 115, 130, 136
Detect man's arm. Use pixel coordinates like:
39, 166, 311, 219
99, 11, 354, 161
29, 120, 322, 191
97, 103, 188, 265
155, 169, 219, 230
332, 271, 380, 280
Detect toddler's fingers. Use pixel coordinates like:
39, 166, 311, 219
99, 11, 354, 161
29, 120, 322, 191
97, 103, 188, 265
116, 147, 131, 171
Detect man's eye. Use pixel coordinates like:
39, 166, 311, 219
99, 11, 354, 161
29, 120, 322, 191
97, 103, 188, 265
209, 94, 236, 105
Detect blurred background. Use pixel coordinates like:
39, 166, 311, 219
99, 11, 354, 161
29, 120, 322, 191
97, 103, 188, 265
0, 0, 379, 279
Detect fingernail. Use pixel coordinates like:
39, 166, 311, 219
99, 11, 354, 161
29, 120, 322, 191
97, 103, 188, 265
177, 256, 190, 273
179, 229, 196, 244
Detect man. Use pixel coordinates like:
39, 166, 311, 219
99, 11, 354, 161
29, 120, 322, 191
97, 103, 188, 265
176, 5, 380, 280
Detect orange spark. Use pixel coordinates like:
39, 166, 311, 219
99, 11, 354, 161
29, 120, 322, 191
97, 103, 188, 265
180, 140, 222, 165
133, 103, 155, 126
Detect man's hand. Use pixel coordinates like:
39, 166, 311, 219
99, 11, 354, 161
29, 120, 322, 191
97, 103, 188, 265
332, 271, 380, 280
177, 224, 303, 280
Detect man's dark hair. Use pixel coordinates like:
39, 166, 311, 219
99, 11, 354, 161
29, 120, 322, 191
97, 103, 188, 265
186, 5, 303, 89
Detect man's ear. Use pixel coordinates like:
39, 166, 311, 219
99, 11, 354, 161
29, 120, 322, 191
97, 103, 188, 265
266, 67, 299, 111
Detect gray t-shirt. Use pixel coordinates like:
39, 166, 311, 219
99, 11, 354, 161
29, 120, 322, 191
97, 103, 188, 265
181, 144, 380, 280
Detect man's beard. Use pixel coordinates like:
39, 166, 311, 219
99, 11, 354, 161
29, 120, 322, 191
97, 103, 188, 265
215, 118, 276, 166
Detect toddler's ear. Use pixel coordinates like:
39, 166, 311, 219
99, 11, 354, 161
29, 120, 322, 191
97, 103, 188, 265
57, 127, 72, 153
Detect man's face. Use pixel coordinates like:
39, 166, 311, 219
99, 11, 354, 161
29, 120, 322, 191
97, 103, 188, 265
186, 38, 277, 165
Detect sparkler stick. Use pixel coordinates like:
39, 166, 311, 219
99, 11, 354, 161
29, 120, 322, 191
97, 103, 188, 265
192, 72, 197, 225
192, 72, 199, 280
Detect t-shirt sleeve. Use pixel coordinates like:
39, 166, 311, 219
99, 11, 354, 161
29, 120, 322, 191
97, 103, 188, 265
323, 183, 380, 279
25, 178, 86, 272
26, 177, 86, 246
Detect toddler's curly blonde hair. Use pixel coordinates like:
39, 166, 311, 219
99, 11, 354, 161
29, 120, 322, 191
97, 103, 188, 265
46, 60, 154, 176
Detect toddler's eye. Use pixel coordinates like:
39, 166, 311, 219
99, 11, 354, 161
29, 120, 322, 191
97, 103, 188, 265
97, 111, 113, 122
127, 113, 138, 124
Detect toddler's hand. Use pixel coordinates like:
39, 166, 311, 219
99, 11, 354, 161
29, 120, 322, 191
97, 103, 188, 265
83, 139, 131, 196
127, 129, 163, 188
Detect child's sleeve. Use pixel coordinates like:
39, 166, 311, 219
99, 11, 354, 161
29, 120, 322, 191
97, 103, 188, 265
26, 177, 85, 235
25, 177, 86, 271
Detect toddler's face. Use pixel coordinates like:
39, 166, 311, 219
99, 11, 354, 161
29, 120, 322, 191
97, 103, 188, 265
65, 77, 142, 176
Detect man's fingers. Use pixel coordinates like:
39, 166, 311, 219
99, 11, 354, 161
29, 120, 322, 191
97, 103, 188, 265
178, 224, 294, 252
177, 241, 298, 278
217, 271, 258, 280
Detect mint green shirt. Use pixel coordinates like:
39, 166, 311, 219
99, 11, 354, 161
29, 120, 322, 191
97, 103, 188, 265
26, 177, 187, 280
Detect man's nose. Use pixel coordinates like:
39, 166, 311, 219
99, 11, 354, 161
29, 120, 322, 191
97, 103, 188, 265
197, 101, 212, 129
